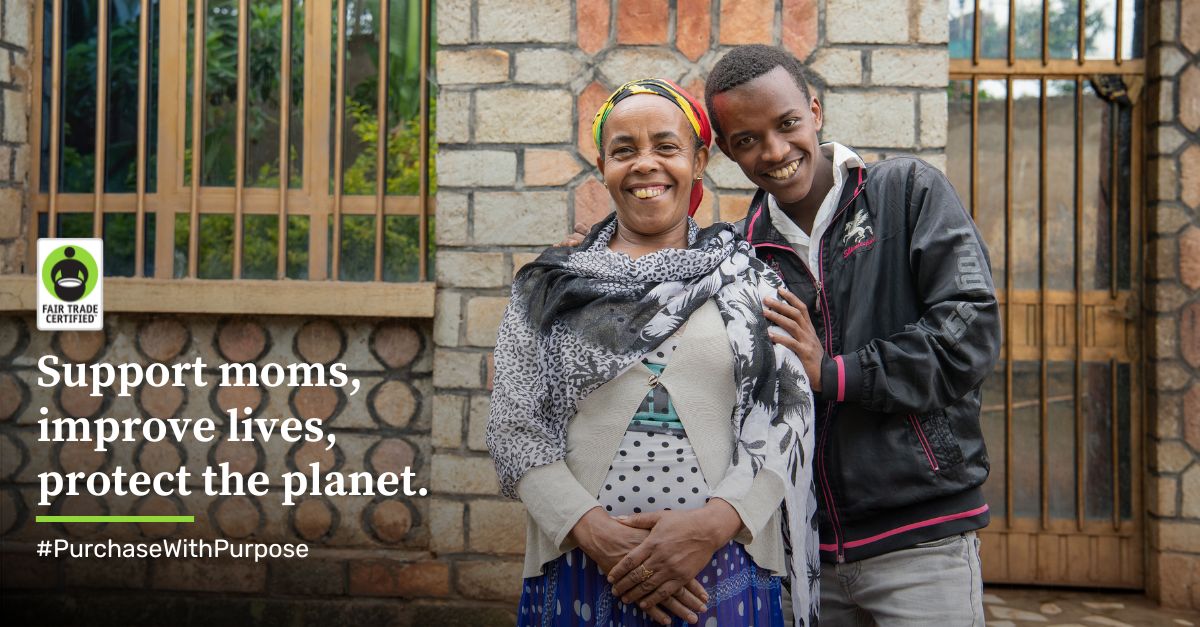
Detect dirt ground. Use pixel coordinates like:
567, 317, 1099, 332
983, 586, 1198, 626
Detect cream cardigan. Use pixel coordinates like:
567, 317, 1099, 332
515, 300, 786, 578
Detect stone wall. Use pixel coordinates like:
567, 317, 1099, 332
430, 0, 948, 617
0, 315, 458, 625
0, 0, 31, 274
1144, 0, 1200, 611
5, 0, 1195, 621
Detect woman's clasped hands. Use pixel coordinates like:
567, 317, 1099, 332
569, 499, 743, 625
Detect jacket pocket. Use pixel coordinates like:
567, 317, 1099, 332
908, 414, 939, 471
913, 410, 966, 470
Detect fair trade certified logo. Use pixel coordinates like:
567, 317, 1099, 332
37, 239, 103, 331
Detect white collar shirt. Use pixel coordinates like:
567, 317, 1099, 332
766, 142, 865, 277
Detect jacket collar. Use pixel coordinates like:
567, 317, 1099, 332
743, 163, 869, 250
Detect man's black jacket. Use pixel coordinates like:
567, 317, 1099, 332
736, 156, 1002, 564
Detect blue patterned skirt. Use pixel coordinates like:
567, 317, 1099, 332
516, 541, 784, 627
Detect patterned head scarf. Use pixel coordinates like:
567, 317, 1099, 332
591, 78, 712, 216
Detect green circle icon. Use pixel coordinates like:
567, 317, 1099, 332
43, 244, 99, 302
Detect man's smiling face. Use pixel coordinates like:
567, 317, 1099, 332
712, 66, 824, 206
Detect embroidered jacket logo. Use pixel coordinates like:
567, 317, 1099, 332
842, 208, 874, 246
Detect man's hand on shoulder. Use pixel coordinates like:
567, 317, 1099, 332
764, 288, 824, 392
554, 222, 590, 248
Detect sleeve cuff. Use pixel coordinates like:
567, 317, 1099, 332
709, 470, 785, 544
517, 461, 602, 552
818, 353, 864, 403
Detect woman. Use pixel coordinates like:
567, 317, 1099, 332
487, 79, 819, 627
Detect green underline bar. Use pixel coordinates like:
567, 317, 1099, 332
36, 515, 195, 523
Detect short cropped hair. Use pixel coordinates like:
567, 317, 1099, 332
704, 44, 812, 138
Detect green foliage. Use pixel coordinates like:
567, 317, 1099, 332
184, 0, 305, 187
950, 0, 1110, 60
57, 0, 159, 194
102, 213, 156, 276
335, 214, 432, 282
342, 98, 437, 196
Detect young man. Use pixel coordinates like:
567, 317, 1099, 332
705, 45, 1001, 624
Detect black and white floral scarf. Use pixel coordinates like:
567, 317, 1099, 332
486, 214, 820, 626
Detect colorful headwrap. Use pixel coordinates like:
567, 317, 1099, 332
591, 78, 713, 216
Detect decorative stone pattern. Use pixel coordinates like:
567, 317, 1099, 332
431, 1, 952, 619
1145, 0, 1200, 611
0, 314, 439, 610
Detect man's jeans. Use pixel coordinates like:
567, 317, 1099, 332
818, 531, 985, 626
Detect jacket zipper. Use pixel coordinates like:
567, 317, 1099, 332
908, 414, 940, 471
803, 259, 843, 563
753, 173, 866, 563
815, 240, 843, 562
754, 238, 844, 561
765, 243, 844, 562
815, 175, 866, 563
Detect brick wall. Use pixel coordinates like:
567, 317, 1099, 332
0, 315, 451, 625
430, 0, 948, 618
10, 0, 1195, 622
1144, 0, 1200, 611
0, 0, 31, 274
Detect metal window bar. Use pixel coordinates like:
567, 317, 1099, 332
188, 0, 205, 278
1110, 102, 1119, 298
374, 0, 390, 282
93, 2, 108, 239
1109, 101, 1121, 532
1038, 76, 1048, 531
153, 0, 179, 279
136, 0, 150, 277
952, 59, 1143, 74
332, 0, 347, 280
949, 0, 1145, 588
1078, 0, 1086, 64
1007, 0, 1015, 66
953, 0, 1145, 76
277, 0, 291, 279
47, 0, 63, 237
972, 0, 981, 65
1111, 358, 1119, 531
233, 0, 248, 279
1003, 76, 1015, 530
970, 77, 978, 223
30, 0, 434, 285
1073, 75, 1085, 532
417, 0, 430, 281
1115, 0, 1123, 65
1041, 0, 1049, 65
304, 0, 331, 282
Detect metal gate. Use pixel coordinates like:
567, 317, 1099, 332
946, 0, 1145, 588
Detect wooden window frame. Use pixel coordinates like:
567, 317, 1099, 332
5, 0, 435, 318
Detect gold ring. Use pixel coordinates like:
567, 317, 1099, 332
636, 565, 655, 583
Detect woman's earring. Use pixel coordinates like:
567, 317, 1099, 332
694, 176, 703, 181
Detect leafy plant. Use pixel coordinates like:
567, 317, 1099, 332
950, 0, 1112, 60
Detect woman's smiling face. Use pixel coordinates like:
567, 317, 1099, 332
597, 95, 708, 238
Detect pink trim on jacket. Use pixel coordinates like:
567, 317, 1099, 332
818, 504, 990, 552
834, 355, 846, 402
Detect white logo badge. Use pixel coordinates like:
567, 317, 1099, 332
842, 208, 874, 246
37, 238, 104, 331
